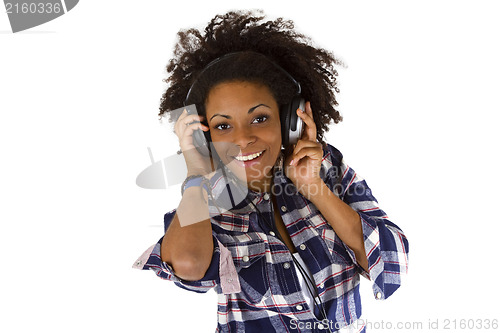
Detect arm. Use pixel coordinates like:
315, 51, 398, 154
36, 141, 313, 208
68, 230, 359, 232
160, 108, 215, 281
285, 102, 368, 270
285, 102, 410, 294
307, 180, 368, 271
290, 139, 409, 299
339, 160, 409, 299
161, 184, 214, 281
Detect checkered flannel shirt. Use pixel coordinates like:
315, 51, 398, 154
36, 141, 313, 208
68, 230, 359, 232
134, 144, 409, 332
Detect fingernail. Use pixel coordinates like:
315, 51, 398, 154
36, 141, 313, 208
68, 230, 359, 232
289, 159, 295, 166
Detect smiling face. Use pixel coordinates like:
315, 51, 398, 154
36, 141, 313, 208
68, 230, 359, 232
205, 81, 282, 192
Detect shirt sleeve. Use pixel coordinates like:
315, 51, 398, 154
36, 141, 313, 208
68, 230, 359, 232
322, 144, 409, 300
132, 209, 220, 294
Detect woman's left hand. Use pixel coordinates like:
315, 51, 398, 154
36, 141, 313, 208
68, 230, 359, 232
284, 101, 324, 199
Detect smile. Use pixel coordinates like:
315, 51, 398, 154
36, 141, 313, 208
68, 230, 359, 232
234, 151, 264, 162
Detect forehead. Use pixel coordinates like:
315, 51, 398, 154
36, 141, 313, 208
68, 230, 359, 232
205, 81, 279, 115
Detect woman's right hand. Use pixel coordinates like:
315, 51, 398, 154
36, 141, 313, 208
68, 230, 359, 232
174, 108, 214, 177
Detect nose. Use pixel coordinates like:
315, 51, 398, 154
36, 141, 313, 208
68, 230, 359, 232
233, 126, 256, 149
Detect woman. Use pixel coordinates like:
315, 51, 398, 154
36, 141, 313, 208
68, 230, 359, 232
134, 11, 409, 333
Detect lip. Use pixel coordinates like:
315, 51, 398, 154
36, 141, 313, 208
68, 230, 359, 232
230, 150, 265, 167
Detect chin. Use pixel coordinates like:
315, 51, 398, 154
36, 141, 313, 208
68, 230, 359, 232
214, 145, 279, 191
220, 161, 270, 191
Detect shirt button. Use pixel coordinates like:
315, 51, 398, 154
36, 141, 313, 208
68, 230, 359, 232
319, 283, 324, 289
242, 255, 249, 262
299, 244, 306, 250
135, 260, 142, 266
296, 305, 303, 311
263, 193, 270, 200
281, 206, 287, 212
317, 323, 325, 330
375, 291, 382, 299
283, 262, 291, 269
269, 231, 276, 236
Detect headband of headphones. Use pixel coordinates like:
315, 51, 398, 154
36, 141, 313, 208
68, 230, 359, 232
183, 51, 301, 106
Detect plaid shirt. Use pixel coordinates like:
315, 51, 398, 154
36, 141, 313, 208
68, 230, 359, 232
134, 144, 409, 332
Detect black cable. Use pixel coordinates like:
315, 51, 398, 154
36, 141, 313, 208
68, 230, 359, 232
246, 199, 333, 333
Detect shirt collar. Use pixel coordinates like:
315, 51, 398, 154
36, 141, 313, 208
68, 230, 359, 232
208, 151, 286, 215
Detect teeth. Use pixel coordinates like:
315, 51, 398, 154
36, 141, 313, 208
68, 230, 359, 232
235, 151, 263, 162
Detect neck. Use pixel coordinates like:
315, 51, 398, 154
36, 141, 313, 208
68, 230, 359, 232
247, 175, 273, 193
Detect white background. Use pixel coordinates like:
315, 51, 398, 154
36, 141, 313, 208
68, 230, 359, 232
1, 1, 499, 332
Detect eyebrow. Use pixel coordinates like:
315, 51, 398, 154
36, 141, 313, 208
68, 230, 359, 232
209, 104, 270, 121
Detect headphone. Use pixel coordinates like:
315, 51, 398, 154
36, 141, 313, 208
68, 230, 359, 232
183, 52, 305, 156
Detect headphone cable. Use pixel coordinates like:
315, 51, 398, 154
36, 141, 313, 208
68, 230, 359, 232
216, 165, 333, 332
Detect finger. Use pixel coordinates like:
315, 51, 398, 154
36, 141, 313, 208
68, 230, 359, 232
182, 114, 205, 126
289, 142, 322, 165
297, 102, 317, 141
177, 118, 208, 141
175, 111, 205, 136
175, 108, 191, 125
289, 147, 322, 166
176, 108, 206, 125
304, 101, 314, 118
174, 109, 190, 135
293, 139, 320, 151
293, 139, 322, 156
182, 122, 209, 140
303, 101, 316, 138
178, 123, 209, 152
293, 142, 322, 158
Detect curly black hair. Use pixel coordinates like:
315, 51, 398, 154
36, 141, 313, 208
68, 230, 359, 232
159, 10, 344, 144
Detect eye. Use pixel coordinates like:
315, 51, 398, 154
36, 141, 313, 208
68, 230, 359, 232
214, 123, 231, 131
252, 115, 268, 124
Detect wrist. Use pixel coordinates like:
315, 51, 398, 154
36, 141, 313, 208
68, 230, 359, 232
186, 167, 216, 178
186, 158, 215, 178
186, 170, 209, 178
181, 175, 211, 196
301, 178, 328, 202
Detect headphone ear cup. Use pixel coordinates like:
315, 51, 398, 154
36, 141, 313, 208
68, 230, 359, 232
192, 129, 211, 156
280, 103, 291, 148
281, 96, 304, 148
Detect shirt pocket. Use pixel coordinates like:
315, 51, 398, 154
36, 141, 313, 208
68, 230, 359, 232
211, 213, 249, 233
225, 240, 270, 304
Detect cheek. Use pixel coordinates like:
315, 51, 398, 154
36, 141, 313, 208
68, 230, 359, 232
211, 141, 239, 159
267, 123, 282, 148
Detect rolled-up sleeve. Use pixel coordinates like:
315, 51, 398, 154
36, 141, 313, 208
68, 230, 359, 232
132, 209, 219, 293
322, 145, 409, 300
